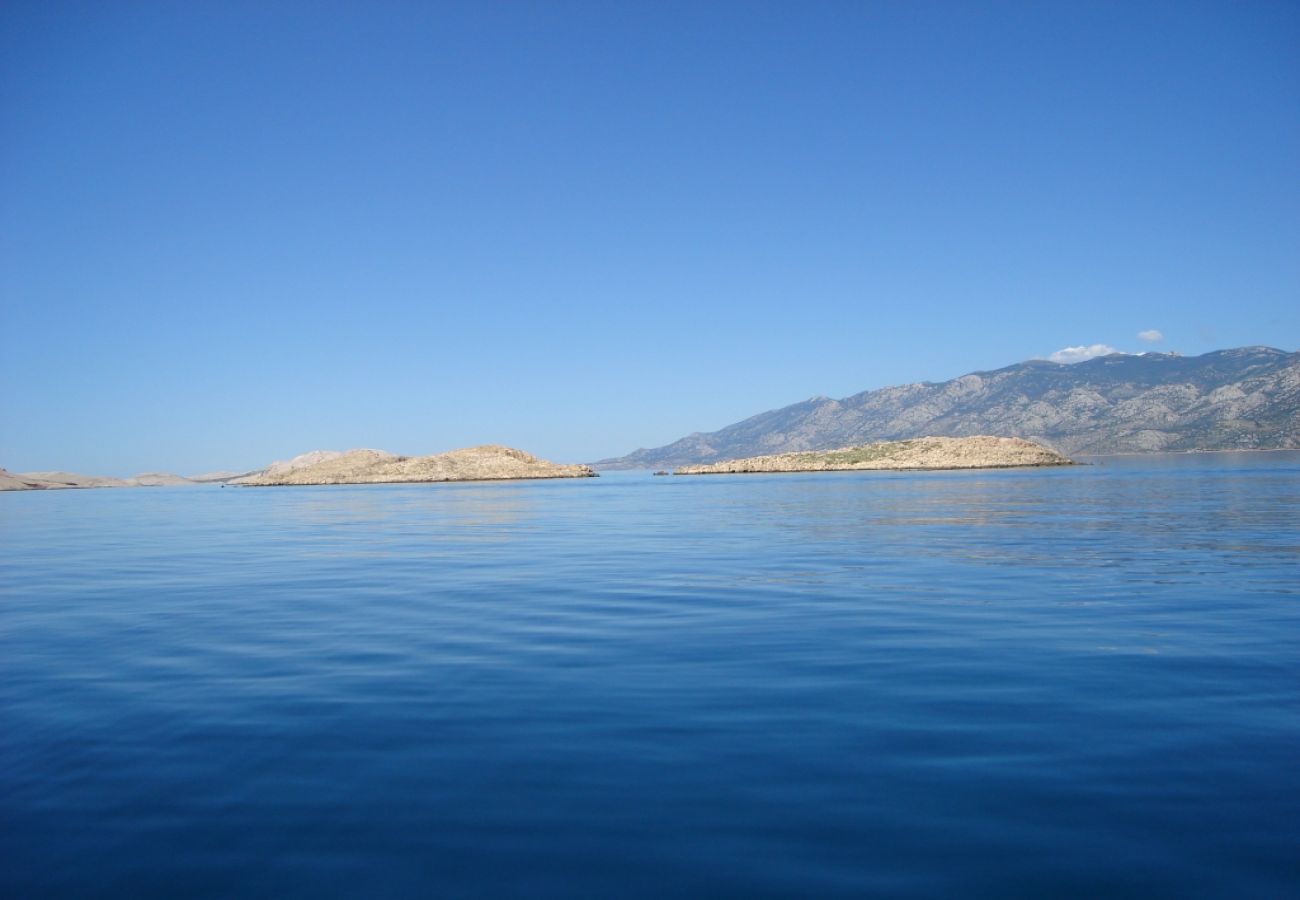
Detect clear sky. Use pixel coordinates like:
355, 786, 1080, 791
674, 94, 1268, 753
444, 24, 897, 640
2, 1, 1297, 475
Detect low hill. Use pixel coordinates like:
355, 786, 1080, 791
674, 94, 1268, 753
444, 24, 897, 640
13, 471, 131, 489
1, 469, 201, 490
258, 450, 350, 478
675, 436, 1073, 475
0, 468, 55, 490
239, 445, 596, 486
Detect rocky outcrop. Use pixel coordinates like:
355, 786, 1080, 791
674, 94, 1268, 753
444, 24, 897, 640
600, 347, 1300, 469
6, 471, 132, 489
675, 436, 1073, 475
258, 450, 350, 478
239, 445, 597, 486
0, 469, 202, 490
0, 468, 55, 490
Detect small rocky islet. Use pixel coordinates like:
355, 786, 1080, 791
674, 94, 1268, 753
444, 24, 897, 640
673, 436, 1074, 475
237, 445, 596, 486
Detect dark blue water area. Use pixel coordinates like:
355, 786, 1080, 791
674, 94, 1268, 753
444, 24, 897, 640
2, 453, 1298, 897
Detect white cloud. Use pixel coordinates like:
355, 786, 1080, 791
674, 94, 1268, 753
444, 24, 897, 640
1137, 329, 1163, 343
1046, 344, 1122, 364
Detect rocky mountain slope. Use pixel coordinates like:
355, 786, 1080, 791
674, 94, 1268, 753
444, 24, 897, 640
238, 445, 596, 486
600, 347, 1300, 469
676, 436, 1073, 474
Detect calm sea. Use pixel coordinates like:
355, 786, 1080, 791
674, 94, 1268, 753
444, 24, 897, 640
2, 453, 1298, 897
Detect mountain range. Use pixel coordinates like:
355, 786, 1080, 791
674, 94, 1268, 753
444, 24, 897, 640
6, 347, 1298, 487
597, 347, 1300, 470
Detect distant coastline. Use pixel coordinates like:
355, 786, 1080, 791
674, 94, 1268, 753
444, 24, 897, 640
1074, 447, 1300, 458
1, 445, 594, 492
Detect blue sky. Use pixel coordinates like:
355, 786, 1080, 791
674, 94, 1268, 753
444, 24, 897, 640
2, 1, 1297, 475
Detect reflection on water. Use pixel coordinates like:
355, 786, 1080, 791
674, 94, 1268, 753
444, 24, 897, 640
285, 479, 545, 526
2, 454, 1298, 896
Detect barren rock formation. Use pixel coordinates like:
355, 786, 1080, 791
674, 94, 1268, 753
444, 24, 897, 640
11, 471, 131, 489
259, 450, 352, 478
240, 445, 596, 486
675, 436, 1073, 475
0, 468, 55, 490
0, 469, 203, 490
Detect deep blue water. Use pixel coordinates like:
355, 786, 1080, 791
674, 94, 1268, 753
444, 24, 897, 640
3, 453, 1298, 897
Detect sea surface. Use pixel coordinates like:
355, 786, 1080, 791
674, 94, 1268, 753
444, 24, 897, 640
3, 453, 1298, 897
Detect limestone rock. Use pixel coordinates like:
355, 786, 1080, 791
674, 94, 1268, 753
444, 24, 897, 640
241, 444, 596, 486
675, 436, 1073, 475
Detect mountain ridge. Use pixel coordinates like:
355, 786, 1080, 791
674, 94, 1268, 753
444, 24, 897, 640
597, 347, 1300, 469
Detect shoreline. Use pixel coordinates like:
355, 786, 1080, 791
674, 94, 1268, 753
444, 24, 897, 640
1073, 447, 1299, 458
675, 461, 1077, 476
238, 472, 598, 487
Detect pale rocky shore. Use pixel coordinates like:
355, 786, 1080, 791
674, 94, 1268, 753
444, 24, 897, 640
238, 445, 596, 486
674, 436, 1074, 475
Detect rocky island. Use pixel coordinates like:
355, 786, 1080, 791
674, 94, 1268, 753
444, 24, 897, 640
673, 436, 1073, 475
238, 444, 596, 486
